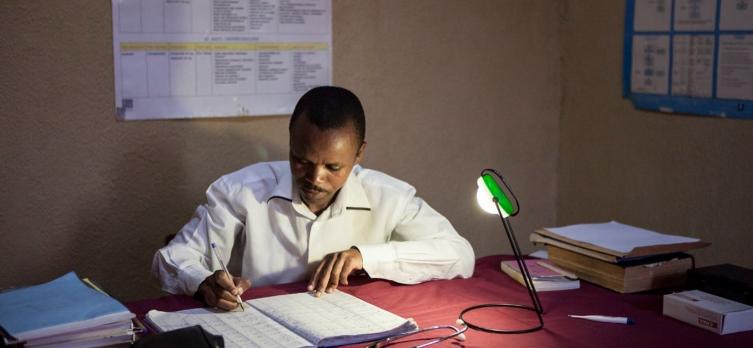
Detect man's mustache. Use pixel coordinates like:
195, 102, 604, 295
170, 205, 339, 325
301, 182, 325, 192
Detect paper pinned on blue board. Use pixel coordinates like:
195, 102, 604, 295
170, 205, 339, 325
623, 0, 753, 119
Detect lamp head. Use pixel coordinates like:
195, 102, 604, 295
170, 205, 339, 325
475, 171, 517, 218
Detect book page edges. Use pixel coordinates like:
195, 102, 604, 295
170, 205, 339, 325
499, 260, 580, 292
319, 321, 418, 347
547, 246, 691, 293
533, 229, 710, 258
530, 232, 619, 262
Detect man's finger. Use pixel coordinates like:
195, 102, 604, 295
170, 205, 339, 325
315, 255, 336, 296
215, 297, 239, 311
217, 288, 239, 303
340, 249, 363, 286
234, 277, 252, 293
215, 271, 237, 291
308, 259, 327, 291
328, 253, 347, 292
340, 258, 356, 286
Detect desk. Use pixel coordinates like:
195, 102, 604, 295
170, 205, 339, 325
127, 256, 753, 347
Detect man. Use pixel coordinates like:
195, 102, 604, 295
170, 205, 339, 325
153, 86, 475, 310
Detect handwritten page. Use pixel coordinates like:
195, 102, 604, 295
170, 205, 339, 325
146, 291, 417, 348
146, 306, 311, 348
250, 291, 416, 346
545, 221, 699, 253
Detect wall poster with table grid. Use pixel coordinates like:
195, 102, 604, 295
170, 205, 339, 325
623, 0, 753, 119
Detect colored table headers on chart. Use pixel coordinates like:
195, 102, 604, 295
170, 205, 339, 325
112, 0, 332, 120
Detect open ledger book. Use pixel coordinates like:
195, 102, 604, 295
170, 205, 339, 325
146, 291, 417, 348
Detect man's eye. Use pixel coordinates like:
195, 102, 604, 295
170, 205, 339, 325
327, 165, 341, 171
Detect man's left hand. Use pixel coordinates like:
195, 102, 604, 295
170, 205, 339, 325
308, 248, 363, 297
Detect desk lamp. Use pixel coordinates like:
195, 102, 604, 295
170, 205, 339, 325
459, 168, 544, 334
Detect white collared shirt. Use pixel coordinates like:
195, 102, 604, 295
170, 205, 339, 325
152, 161, 475, 295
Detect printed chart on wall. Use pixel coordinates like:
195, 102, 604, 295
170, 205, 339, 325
623, 0, 753, 119
112, 0, 332, 120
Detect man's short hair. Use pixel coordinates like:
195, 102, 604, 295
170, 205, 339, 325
289, 86, 366, 146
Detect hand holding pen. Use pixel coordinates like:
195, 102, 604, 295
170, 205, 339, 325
195, 243, 251, 311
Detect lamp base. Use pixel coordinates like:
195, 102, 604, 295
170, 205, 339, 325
459, 303, 544, 334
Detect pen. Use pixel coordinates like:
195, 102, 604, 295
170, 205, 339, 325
210, 242, 245, 311
568, 315, 634, 325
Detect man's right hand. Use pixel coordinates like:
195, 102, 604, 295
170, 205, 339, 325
196, 270, 251, 311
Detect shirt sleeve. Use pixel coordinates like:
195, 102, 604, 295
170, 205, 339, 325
152, 177, 245, 295
355, 189, 475, 284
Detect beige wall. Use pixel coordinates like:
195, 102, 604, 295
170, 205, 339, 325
559, 1, 753, 268
6, 0, 749, 304
0, 1, 561, 300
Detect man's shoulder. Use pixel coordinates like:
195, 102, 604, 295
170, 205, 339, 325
217, 161, 289, 189
355, 166, 415, 196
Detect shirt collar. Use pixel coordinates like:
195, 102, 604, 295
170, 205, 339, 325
266, 165, 372, 219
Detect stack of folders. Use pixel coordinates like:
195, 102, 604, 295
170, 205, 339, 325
530, 221, 710, 293
0, 272, 136, 347
500, 259, 580, 291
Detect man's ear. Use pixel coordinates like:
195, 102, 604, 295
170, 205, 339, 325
355, 141, 367, 164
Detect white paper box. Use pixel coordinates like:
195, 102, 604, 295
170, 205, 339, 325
663, 290, 753, 335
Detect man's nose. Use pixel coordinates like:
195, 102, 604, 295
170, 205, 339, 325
306, 165, 325, 182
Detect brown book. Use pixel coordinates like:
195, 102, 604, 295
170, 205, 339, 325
547, 245, 692, 293
530, 232, 620, 263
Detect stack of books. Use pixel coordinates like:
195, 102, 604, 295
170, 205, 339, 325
0, 272, 136, 347
530, 221, 709, 293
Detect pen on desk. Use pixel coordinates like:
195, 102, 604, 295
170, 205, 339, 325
568, 315, 634, 325
210, 242, 245, 311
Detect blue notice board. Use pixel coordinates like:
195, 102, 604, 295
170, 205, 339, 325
623, 0, 753, 119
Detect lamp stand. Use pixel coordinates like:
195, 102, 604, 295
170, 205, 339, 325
460, 170, 544, 334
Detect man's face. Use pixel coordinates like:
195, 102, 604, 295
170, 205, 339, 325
289, 116, 365, 214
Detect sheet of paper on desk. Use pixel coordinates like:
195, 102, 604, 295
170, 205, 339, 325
546, 221, 699, 253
